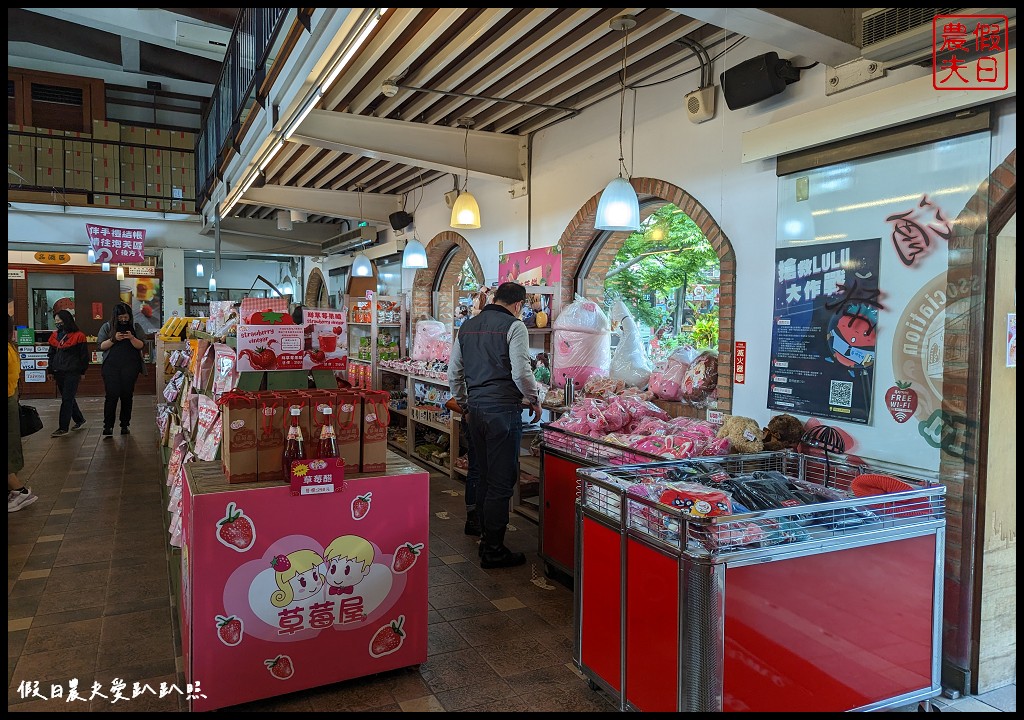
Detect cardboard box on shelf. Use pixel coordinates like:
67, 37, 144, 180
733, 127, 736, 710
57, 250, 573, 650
169, 130, 195, 150
91, 119, 120, 141
145, 127, 171, 147
93, 194, 120, 208
120, 124, 146, 145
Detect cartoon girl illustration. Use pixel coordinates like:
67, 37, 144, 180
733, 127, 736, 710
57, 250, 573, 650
270, 549, 326, 608
323, 535, 374, 597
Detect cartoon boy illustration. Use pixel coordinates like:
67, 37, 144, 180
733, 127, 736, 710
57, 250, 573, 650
323, 535, 374, 597
270, 549, 326, 608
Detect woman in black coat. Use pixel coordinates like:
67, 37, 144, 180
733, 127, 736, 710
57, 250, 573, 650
46, 309, 90, 437
96, 302, 145, 436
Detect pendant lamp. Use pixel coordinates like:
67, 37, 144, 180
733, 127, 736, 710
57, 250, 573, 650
87, 248, 96, 263
116, 265, 125, 281
595, 16, 640, 233
351, 185, 374, 276
402, 236, 428, 269
450, 119, 481, 229
208, 275, 217, 292
101, 261, 111, 272
196, 261, 204, 278
351, 253, 374, 277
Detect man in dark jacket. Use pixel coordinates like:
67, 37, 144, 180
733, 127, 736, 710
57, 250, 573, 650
448, 282, 540, 569
47, 309, 90, 436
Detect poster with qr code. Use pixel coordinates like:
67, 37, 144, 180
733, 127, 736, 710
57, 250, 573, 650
768, 238, 880, 424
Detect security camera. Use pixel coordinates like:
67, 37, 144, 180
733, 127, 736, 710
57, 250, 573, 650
381, 80, 399, 98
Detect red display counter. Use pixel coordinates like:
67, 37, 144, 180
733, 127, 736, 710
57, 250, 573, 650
180, 452, 429, 712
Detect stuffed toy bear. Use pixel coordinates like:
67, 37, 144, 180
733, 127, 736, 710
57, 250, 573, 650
762, 413, 804, 452
715, 414, 764, 454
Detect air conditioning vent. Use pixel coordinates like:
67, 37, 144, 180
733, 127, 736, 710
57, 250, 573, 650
321, 225, 381, 255
859, 7, 1016, 63
30, 83, 83, 107
861, 8, 962, 48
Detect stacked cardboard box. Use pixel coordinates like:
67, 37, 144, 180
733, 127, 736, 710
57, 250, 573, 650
7, 124, 37, 186
35, 129, 66, 188
169, 149, 197, 213
120, 144, 148, 210
64, 130, 93, 191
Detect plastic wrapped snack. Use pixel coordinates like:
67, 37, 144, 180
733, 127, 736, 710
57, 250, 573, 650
609, 300, 653, 389
681, 349, 719, 407
412, 319, 450, 361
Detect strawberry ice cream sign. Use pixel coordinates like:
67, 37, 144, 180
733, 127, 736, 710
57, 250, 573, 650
86, 223, 146, 263
237, 325, 305, 371
180, 471, 429, 711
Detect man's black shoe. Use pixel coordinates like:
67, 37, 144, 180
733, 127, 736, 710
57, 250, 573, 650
480, 545, 525, 569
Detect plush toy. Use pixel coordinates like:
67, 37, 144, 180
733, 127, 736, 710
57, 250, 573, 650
470, 287, 492, 316
715, 414, 764, 454
762, 413, 804, 452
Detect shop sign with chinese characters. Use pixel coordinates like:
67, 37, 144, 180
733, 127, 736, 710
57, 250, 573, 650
85, 223, 146, 264
932, 14, 1009, 91
33, 251, 71, 265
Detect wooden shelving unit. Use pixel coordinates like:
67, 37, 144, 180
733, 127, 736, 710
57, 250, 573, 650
343, 293, 405, 388
379, 366, 453, 479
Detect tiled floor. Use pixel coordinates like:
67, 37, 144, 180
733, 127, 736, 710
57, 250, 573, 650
7, 395, 1016, 713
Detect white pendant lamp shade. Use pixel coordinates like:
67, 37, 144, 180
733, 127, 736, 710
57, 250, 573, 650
116, 265, 126, 281
87, 248, 96, 263
352, 253, 374, 277
450, 191, 481, 230
402, 238, 428, 269
101, 261, 111, 272
196, 261, 204, 277
595, 176, 640, 232
209, 275, 217, 292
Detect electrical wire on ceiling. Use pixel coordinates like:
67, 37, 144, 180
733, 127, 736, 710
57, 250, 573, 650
630, 34, 746, 89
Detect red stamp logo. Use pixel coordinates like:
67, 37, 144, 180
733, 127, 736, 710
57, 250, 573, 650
932, 15, 1009, 90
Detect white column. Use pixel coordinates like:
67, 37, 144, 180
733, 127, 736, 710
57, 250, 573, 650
162, 247, 186, 317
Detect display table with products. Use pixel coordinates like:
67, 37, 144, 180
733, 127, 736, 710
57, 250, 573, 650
179, 452, 429, 712
573, 451, 946, 712
539, 425, 661, 578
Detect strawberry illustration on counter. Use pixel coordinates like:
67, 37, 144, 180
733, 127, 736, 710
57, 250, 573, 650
239, 339, 278, 370
216, 502, 256, 552
369, 616, 406, 658
216, 615, 243, 646
264, 655, 294, 680
392, 543, 423, 573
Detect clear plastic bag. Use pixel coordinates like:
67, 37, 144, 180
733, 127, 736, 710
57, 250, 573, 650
609, 300, 653, 388
552, 295, 610, 387
412, 319, 450, 361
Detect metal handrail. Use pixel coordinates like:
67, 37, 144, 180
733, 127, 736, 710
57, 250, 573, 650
196, 8, 291, 208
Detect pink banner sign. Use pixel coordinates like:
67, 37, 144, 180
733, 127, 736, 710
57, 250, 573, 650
497, 244, 562, 287
237, 325, 306, 372
86, 223, 146, 263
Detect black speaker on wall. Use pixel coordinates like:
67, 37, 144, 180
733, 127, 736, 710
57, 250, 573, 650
388, 210, 414, 231
720, 52, 801, 111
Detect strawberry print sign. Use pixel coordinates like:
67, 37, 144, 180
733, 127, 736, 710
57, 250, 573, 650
289, 458, 346, 496
180, 470, 429, 711
237, 325, 305, 372
301, 308, 348, 370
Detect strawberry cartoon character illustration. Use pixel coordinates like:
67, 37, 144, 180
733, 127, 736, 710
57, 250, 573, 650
369, 616, 406, 658
216, 615, 243, 646
351, 493, 372, 520
884, 381, 919, 423
392, 543, 423, 574
264, 655, 294, 680
216, 502, 256, 552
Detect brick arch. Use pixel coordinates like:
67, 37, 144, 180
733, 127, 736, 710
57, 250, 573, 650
556, 177, 736, 413
410, 231, 484, 325
303, 267, 328, 307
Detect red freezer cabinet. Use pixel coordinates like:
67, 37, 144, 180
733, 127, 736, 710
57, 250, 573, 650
574, 451, 946, 712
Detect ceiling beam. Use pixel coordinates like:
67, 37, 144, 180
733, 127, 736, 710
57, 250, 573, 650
240, 185, 403, 225
671, 8, 862, 66
291, 110, 527, 184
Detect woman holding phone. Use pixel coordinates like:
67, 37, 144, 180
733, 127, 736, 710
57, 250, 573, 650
97, 302, 145, 437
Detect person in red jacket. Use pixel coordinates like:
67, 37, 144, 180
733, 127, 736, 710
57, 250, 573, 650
47, 309, 90, 437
